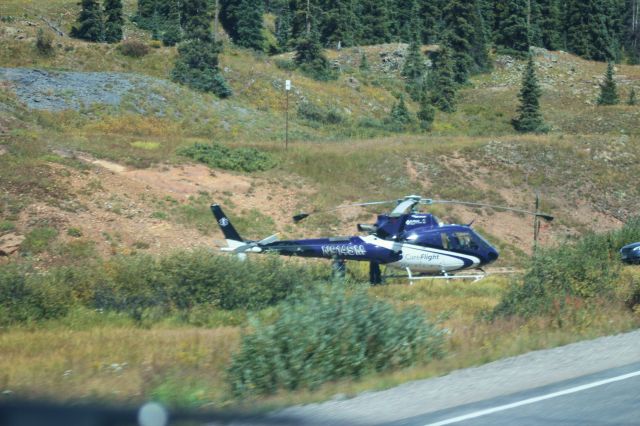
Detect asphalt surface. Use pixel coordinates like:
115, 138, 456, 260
392, 362, 640, 426
271, 330, 640, 426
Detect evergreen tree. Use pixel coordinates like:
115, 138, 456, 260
275, 4, 292, 51
419, 0, 442, 44
564, 0, 618, 61
359, 51, 370, 71
359, 0, 391, 44
417, 85, 435, 131
402, 38, 427, 101
597, 62, 620, 105
172, 0, 232, 98
392, 0, 421, 42
494, 0, 530, 55
71, 0, 105, 42
512, 55, 546, 132
161, 0, 182, 47
389, 95, 414, 129
220, 0, 265, 50
622, 0, 640, 62
629, 87, 638, 105
322, 0, 358, 48
430, 43, 457, 112
536, 0, 563, 50
295, 28, 334, 81
103, 0, 124, 43
443, 0, 489, 83
135, 0, 156, 28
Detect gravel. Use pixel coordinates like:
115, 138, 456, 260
0, 67, 171, 114
272, 329, 640, 425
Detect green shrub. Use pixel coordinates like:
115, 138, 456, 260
36, 28, 54, 55
0, 264, 72, 325
118, 39, 150, 57
178, 143, 276, 172
0, 221, 16, 233
297, 101, 345, 124
22, 227, 58, 254
493, 217, 640, 319
228, 285, 445, 396
67, 227, 83, 237
274, 59, 296, 71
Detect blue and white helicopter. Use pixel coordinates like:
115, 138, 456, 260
212, 195, 553, 284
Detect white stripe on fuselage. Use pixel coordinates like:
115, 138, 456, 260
360, 235, 480, 273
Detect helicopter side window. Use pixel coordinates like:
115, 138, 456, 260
452, 232, 479, 250
440, 233, 450, 249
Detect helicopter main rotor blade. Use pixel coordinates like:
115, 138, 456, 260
293, 200, 395, 223
428, 199, 554, 221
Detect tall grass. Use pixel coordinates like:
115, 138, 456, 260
494, 217, 640, 319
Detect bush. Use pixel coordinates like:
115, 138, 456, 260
493, 217, 640, 319
274, 59, 296, 71
22, 227, 58, 254
297, 101, 345, 125
178, 142, 276, 172
0, 264, 72, 325
118, 40, 150, 57
36, 28, 54, 55
0, 250, 326, 325
228, 285, 445, 396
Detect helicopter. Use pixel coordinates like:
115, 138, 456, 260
211, 195, 553, 284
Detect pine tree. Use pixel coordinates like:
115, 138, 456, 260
322, 0, 358, 48
135, 0, 156, 28
597, 62, 620, 105
173, 0, 232, 97
402, 38, 427, 101
359, 51, 370, 71
420, 0, 442, 44
512, 55, 546, 132
493, 0, 530, 55
359, 0, 391, 44
430, 43, 457, 112
564, 0, 618, 61
275, 5, 292, 51
389, 95, 414, 129
417, 85, 435, 131
220, 0, 265, 51
536, 0, 562, 50
622, 0, 640, 63
161, 0, 182, 47
392, 0, 421, 42
295, 28, 334, 81
443, 0, 489, 83
103, 0, 123, 43
71, 0, 105, 42
629, 87, 638, 105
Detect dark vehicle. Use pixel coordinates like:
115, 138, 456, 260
620, 242, 640, 264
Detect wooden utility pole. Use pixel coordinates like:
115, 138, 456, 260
285, 77, 291, 150
533, 192, 541, 252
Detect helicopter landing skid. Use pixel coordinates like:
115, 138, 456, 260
383, 267, 487, 285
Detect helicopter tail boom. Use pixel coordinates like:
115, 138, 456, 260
211, 204, 244, 249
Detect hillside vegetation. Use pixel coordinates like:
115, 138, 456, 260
1, 0, 640, 412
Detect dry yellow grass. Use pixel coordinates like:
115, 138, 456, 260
0, 326, 240, 405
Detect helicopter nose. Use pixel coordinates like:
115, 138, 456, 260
487, 248, 499, 263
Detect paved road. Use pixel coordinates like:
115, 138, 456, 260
271, 330, 640, 426
392, 362, 640, 426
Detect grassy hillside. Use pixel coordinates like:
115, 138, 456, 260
1, 0, 640, 412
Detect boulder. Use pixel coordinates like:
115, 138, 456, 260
0, 233, 25, 256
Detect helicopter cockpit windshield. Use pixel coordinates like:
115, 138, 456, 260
440, 230, 484, 251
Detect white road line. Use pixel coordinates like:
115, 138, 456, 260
424, 369, 640, 426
